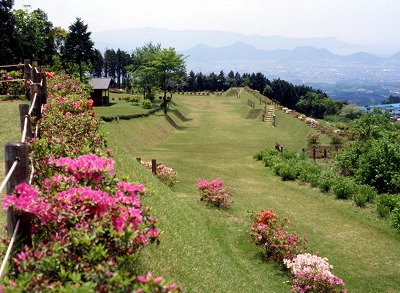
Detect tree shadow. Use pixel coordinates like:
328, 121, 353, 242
165, 114, 187, 130
170, 109, 192, 122
101, 102, 116, 107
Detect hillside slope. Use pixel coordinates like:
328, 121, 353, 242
102, 91, 400, 292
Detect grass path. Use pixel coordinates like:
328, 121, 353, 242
97, 93, 400, 292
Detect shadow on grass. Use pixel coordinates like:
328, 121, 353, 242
165, 114, 188, 130
102, 102, 117, 107
170, 109, 192, 122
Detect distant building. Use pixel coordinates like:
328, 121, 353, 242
359, 103, 400, 118
89, 78, 116, 106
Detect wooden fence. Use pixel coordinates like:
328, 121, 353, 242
0, 60, 47, 277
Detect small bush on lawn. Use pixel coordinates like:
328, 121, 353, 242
142, 98, 152, 109
356, 184, 378, 204
141, 161, 178, 187
248, 209, 308, 263
277, 160, 299, 181
284, 253, 347, 293
297, 160, 322, 183
318, 170, 337, 193
196, 178, 234, 208
377, 193, 400, 218
331, 177, 356, 200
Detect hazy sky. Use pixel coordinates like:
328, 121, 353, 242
13, 0, 400, 49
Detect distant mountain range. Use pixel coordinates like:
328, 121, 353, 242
181, 42, 400, 64
92, 27, 365, 55
92, 27, 400, 105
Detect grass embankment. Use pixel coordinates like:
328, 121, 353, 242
100, 90, 400, 293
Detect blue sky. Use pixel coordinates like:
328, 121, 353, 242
14, 0, 400, 53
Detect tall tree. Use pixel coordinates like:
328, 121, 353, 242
115, 49, 131, 88
103, 48, 116, 78
0, 0, 19, 64
64, 17, 94, 81
128, 42, 161, 98
151, 47, 186, 113
91, 49, 104, 77
50, 26, 68, 72
13, 5, 55, 64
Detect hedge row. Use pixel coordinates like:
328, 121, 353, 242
100, 106, 163, 122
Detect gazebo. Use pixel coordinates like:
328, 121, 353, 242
89, 78, 115, 106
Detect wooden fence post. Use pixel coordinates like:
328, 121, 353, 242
313, 145, 316, 162
151, 159, 157, 174
23, 59, 31, 101
19, 104, 32, 140
5, 142, 32, 246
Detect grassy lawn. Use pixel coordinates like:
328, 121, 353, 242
101, 90, 400, 292
1, 90, 399, 292
0, 100, 24, 237
94, 92, 163, 118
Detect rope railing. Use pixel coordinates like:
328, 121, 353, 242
0, 160, 19, 195
0, 79, 25, 83
0, 64, 24, 69
0, 219, 20, 278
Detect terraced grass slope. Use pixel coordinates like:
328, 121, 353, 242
101, 91, 400, 293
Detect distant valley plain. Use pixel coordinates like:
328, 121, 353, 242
93, 28, 400, 106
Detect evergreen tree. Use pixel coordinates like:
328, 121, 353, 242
65, 17, 94, 81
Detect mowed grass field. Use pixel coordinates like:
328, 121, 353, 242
100, 91, 400, 293
0, 91, 399, 292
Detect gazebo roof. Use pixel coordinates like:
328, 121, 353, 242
89, 78, 115, 90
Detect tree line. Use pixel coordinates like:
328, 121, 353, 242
1, 1, 344, 119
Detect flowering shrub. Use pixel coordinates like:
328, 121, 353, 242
0, 73, 181, 292
196, 178, 234, 208
30, 74, 107, 185
0, 70, 26, 98
141, 161, 178, 187
284, 253, 347, 293
0, 154, 182, 292
248, 209, 308, 263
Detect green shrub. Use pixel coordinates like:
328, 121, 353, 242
278, 161, 298, 181
353, 192, 368, 208
377, 193, 400, 218
262, 151, 280, 167
391, 203, 400, 231
356, 185, 378, 203
318, 171, 337, 193
331, 177, 356, 200
142, 99, 152, 109
297, 161, 321, 183
307, 133, 320, 146
145, 92, 155, 101
281, 149, 298, 160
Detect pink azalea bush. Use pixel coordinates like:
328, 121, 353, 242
30, 73, 107, 185
141, 160, 178, 187
196, 178, 234, 208
0, 154, 169, 291
249, 210, 346, 292
285, 254, 346, 293
248, 209, 308, 263
0, 73, 181, 292
0, 70, 26, 98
